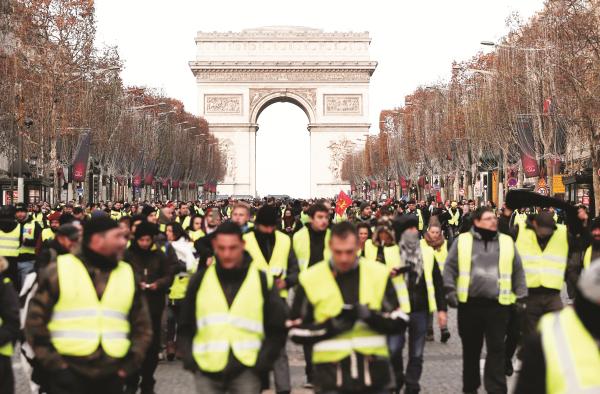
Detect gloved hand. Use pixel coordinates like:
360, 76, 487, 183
446, 292, 459, 308
328, 306, 357, 333
354, 303, 372, 320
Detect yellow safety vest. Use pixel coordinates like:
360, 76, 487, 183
299, 258, 389, 364
47, 254, 135, 358
41, 228, 55, 242
516, 223, 568, 290
192, 263, 264, 372
416, 209, 424, 231
188, 229, 205, 242
540, 307, 600, 394
244, 230, 291, 298
176, 216, 191, 230
32, 212, 45, 227
448, 209, 460, 226
457, 232, 515, 305
300, 212, 310, 225
0, 226, 20, 257
110, 210, 122, 221
293, 226, 331, 271
420, 239, 448, 272
583, 246, 594, 269
390, 241, 438, 313
0, 278, 13, 356
19, 221, 37, 255
514, 212, 528, 226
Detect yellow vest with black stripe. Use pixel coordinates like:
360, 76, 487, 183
539, 307, 600, 394
0, 226, 20, 257
448, 209, 460, 226
193, 263, 264, 372
41, 228, 55, 242
300, 258, 390, 364
19, 220, 37, 255
583, 246, 594, 269
47, 254, 135, 358
515, 223, 568, 290
0, 278, 13, 356
244, 230, 291, 298
457, 232, 515, 305
293, 226, 331, 271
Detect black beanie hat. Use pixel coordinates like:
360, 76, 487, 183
255, 205, 278, 226
83, 216, 119, 242
591, 217, 600, 231
141, 205, 155, 217
135, 221, 158, 239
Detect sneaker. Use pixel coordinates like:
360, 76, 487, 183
440, 328, 451, 344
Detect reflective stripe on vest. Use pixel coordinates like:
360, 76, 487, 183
244, 230, 291, 298
426, 239, 448, 272
540, 307, 600, 394
48, 254, 135, 358
193, 264, 264, 372
0, 226, 21, 257
457, 232, 515, 305
293, 226, 331, 271
41, 228, 55, 242
583, 246, 593, 269
176, 216, 191, 230
516, 223, 568, 290
19, 221, 36, 255
299, 258, 390, 364
416, 209, 424, 231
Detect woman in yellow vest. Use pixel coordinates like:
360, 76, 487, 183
187, 216, 205, 242
356, 222, 372, 257
0, 256, 19, 394
515, 263, 600, 394
422, 218, 450, 343
165, 221, 198, 362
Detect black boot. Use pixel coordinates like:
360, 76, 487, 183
440, 328, 451, 343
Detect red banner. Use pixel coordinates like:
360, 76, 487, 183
521, 153, 540, 178
335, 191, 352, 216
132, 175, 142, 187
172, 180, 180, 188
162, 178, 170, 188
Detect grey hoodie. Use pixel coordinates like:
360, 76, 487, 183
443, 228, 528, 302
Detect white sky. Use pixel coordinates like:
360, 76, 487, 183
95, 0, 545, 197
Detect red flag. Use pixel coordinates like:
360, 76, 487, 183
335, 191, 353, 216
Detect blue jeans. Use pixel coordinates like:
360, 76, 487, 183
17, 260, 35, 291
389, 310, 428, 392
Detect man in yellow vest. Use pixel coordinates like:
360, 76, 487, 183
405, 200, 424, 233
514, 211, 570, 341
175, 202, 192, 230
292, 202, 331, 387
444, 207, 527, 394
515, 260, 600, 394
25, 216, 152, 394
0, 206, 21, 286
178, 222, 288, 394
231, 202, 253, 233
244, 205, 298, 394
288, 221, 408, 394
41, 211, 61, 243
0, 256, 19, 394
15, 202, 42, 291
388, 215, 447, 394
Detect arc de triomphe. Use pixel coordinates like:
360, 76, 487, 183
189, 26, 377, 197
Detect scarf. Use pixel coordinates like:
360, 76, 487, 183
399, 231, 423, 283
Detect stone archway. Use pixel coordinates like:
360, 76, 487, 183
190, 26, 377, 197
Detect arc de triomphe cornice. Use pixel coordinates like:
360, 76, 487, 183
190, 26, 377, 197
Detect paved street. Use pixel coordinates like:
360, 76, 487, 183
13, 308, 519, 394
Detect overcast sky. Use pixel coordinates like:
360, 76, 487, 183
95, 0, 545, 197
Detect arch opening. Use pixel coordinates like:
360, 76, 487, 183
255, 101, 310, 198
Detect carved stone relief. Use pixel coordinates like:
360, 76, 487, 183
249, 88, 316, 113
323, 94, 362, 115
196, 70, 371, 83
204, 95, 243, 114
